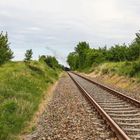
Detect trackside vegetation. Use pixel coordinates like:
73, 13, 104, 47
67, 31, 140, 79
91, 61, 140, 79
0, 31, 62, 140
0, 61, 62, 140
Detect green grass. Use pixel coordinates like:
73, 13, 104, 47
0, 61, 61, 140
93, 60, 140, 79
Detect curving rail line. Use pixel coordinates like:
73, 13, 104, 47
68, 72, 140, 140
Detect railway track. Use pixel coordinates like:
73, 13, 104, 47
68, 72, 140, 140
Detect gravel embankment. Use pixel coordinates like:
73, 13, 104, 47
25, 74, 117, 140
70, 73, 140, 139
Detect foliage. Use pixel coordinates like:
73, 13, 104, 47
0, 32, 13, 65
24, 49, 33, 62
39, 55, 60, 69
67, 31, 140, 72
67, 42, 106, 70
106, 44, 129, 61
38, 55, 46, 62
67, 52, 79, 70
75, 42, 90, 68
0, 61, 61, 140
94, 60, 140, 79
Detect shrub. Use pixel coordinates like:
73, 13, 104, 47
39, 55, 60, 69
101, 68, 109, 74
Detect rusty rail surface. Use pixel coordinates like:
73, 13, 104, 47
68, 72, 133, 140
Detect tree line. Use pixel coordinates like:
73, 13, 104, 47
67, 31, 140, 70
0, 31, 61, 69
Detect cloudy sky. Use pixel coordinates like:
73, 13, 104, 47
0, 0, 140, 66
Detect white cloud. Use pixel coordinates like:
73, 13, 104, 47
0, 0, 140, 66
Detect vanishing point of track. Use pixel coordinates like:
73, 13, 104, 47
68, 72, 140, 140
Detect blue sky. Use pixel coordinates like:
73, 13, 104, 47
0, 0, 140, 66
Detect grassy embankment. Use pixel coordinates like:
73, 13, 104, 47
79, 60, 140, 94
0, 61, 61, 140
88, 60, 140, 80
77, 58, 140, 78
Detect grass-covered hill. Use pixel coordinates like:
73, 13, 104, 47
87, 60, 140, 80
0, 61, 62, 140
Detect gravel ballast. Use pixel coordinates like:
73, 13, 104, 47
84, 73, 140, 101
25, 74, 117, 140
70, 73, 140, 139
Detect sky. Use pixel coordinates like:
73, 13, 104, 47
0, 0, 140, 66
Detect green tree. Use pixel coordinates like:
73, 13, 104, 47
75, 42, 90, 68
67, 52, 79, 70
67, 42, 106, 70
107, 44, 129, 61
128, 31, 140, 60
0, 32, 13, 65
45, 56, 60, 68
24, 49, 33, 62
67, 30, 140, 71
39, 55, 60, 69
136, 31, 140, 44
39, 55, 46, 62
86, 49, 105, 65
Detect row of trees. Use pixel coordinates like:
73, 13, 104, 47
24, 50, 61, 69
0, 31, 61, 69
67, 31, 140, 70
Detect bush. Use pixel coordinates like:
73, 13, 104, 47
128, 61, 140, 77
39, 55, 60, 69
101, 68, 109, 74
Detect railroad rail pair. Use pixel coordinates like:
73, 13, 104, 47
68, 72, 140, 140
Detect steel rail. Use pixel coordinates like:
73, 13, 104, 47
71, 71, 140, 107
68, 72, 131, 140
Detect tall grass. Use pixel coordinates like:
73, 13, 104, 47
94, 60, 140, 79
0, 61, 61, 140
